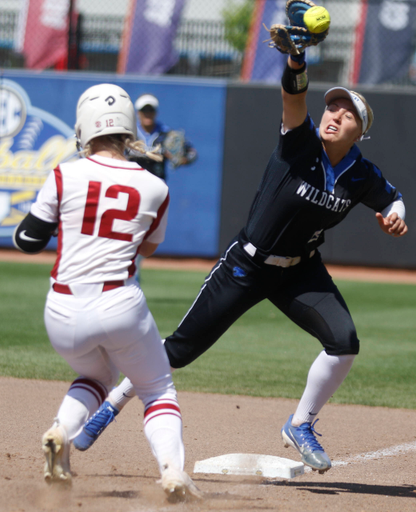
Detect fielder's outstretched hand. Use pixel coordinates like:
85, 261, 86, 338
375, 212, 408, 237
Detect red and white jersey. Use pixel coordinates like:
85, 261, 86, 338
31, 155, 169, 283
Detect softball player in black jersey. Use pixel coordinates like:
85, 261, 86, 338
73, 46, 407, 474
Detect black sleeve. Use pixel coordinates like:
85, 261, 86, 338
279, 114, 317, 161
359, 160, 401, 212
13, 212, 58, 254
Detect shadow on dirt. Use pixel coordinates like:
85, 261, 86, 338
263, 480, 416, 498
94, 490, 140, 499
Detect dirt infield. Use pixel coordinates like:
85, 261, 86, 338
2, 377, 416, 512
2, 249, 416, 511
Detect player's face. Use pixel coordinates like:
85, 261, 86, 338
138, 107, 157, 130
319, 98, 362, 146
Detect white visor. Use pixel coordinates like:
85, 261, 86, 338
324, 87, 368, 135
134, 94, 159, 111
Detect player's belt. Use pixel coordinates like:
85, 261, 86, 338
243, 242, 315, 268
264, 255, 302, 267
52, 281, 125, 295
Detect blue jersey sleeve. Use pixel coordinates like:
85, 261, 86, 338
360, 159, 401, 212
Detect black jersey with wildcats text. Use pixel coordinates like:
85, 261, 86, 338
241, 114, 401, 257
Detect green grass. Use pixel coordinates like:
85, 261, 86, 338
1, 260, 416, 409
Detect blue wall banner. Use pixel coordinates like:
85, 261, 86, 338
0, 78, 76, 246
241, 0, 287, 83
351, 0, 416, 85
0, 72, 226, 257
118, 0, 185, 75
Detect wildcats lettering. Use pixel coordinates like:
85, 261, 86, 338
296, 181, 351, 213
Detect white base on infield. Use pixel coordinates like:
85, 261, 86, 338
193, 453, 304, 479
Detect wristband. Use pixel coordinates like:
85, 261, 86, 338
281, 62, 309, 95
290, 52, 305, 64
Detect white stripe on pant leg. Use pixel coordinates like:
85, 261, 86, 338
178, 241, 238, 328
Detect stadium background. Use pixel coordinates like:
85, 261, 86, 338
2, 3, 416, 509
0, 0, 415, 267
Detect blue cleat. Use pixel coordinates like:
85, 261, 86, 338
73, 401, 119, 451
281, 414, 331, 473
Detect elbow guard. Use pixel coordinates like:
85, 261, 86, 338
281, 62, 309, 95
13, 212, 58, 254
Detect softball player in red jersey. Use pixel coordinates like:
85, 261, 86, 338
13, 84, 202, 502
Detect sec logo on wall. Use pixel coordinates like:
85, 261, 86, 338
0, 79, 77, 244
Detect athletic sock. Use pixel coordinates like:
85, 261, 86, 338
56, 395, 90, 440
143, 398, 184, 473
108, 377, 135, 410
292, 351, 356, 426
56, 377, 109, 440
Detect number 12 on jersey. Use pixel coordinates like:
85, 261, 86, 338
81, 181, 141, 241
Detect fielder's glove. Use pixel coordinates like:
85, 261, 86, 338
268, 0, 328, 56
164, 130, 186, 169
287, 0, 318, 27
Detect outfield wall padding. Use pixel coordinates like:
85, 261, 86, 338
0, 72, 415, 268
221, 83, 416, 269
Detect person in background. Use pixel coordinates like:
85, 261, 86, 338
129, 93, 197, 181
129, 93, 198, 280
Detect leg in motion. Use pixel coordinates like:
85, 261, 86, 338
282, 351, 355, 472
106, 294, 203, 502
143, 395, 203, 502
271, 256, 359, 472
165, 243, 264, 368
73, 377, 135, 451
74, 243, 263, 455
43, 377, 109, 483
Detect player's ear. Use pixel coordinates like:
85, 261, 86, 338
354, 129, 363, 142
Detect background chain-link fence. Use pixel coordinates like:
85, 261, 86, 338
1, 0, 416, 86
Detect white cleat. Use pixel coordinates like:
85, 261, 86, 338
42, 424, 71, 484
161, 466, 203, 503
